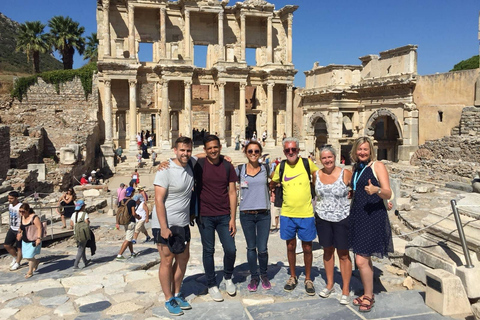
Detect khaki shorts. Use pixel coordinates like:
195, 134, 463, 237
124, 222, 136, 241
271, 205, 281, 218
134, 220, 147, 234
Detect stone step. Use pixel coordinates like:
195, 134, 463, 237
421, 206, 480, 254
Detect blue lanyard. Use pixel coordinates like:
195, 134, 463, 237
352, 166, 367, 191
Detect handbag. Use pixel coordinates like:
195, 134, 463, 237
25, 215, 47, 241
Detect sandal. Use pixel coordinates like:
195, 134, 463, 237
33, 260, 40, 272
353, 294, 374, 306
358, 296, 375, 313
25, 273, 33, 279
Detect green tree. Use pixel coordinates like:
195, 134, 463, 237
450, 55, 479, 71
83, 32, 98, 62
15, 21, 50, 73
48, 15, 85, 69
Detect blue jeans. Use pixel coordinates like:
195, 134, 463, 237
240, 211, 270, 279
198, 215, 236, 287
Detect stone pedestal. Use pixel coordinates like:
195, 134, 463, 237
101, 143, 115, 174
27, 164, 46, 181
456, 265, 480, 299
425, 269, 472, 316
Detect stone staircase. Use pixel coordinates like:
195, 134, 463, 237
404, 193, 480, 298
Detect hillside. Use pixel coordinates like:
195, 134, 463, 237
0, 12, 63, 74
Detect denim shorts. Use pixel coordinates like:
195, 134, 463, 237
280, 216, 316, 241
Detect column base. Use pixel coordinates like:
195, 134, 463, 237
129, 140, 138, 152
161, 140, 172, 151
264, 138, 276, 148
220, 139, 227, 148
100, 143, 115, 174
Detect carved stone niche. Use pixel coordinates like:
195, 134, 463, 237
59, 144, 80, 165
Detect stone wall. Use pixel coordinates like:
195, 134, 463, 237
456, 106, 480, 135
0, 125, 10, 180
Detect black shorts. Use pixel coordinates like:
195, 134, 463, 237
152, 226, 191, 245
4, 228, 22, 248
315, 215, 350, 250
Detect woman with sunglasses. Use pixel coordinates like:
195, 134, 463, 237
236, 140, 272, 292
16, 203, 42, 278
349, 137, 393, 312
313, 145, 352, 305
57, 188, 76, 229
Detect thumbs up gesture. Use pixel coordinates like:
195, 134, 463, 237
364, 179, 379, 195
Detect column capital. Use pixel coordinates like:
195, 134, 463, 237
103, 0, 110, 10
161, 79, 170, 87
160, 7, 166, 14
104, 79, 111, 87
239, 82, 247, 89
217, 81, 226, 88
267, 16, 273, 22
128, 3, 134, 11
218, 11, 224, 20
240, 12, 246, 20
128, 79, 137, 87
185, 9, 190, 18
184, 80, 192, 88
287, 83, 293, 90
267, 82, 275, 89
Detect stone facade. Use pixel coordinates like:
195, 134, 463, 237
0, 125, 10, 180
298, 45, 418, 163
97, 0, 297, 150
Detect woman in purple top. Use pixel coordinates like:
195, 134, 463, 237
236, 140, 272, 292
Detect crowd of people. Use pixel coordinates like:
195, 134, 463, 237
3, 132, 393, 316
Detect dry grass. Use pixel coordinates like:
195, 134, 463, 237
0, 72, 30, 94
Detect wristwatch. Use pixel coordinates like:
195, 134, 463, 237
377, 187, 382, 194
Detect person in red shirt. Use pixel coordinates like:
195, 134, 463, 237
80, 174, 88, 185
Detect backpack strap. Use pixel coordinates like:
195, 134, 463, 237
279, 160, 286, 183
237, 164, 244, 183
301, 157, 311, 182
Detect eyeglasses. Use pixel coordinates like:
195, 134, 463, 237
19, 210, 26, 213
247, 149, 260, 155
284, 148, 298, 153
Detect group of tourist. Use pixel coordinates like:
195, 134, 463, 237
79, 169, 103, 186
135, 134, 393, 316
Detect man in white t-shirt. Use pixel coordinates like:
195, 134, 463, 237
132, 194, 151, 244
152, 136, 194, 316
5, 191, 22, 271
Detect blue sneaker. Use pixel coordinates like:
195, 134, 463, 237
175, 293, 192, 310
132, 239, 137, 244
165, 297, 184, 316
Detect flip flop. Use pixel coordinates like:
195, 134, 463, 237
25, 273, 33, 279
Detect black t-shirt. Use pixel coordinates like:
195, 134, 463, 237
123, 198, 137, 223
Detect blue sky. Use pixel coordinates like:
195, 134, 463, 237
1, 0, 479, 87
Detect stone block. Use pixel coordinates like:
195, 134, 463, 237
456, 265, 480, 299
425, 268, 472, 316
83, 189, 100, 197
445, 181, 473, 193
472, 301, 480, 320
407, 261, 431, 284
414, 184, 435, 193
59, 146, 78, 165
27, 163, 46, 181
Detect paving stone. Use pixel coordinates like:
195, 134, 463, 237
153, 300, 247, 319
5, 296, 33, 309
34, 316, 51, 320
54, 301, 77, 317
106, 301, 144, 315
68, 284, 103, 296
61, 275, 99, 288
0, 291, 23, 304
242, 297, 275, 306
78, 300, 112, 313
39, 295, 70, 308
111, 292, 140, 304
13, 305, 51, 320
125, 270, 151, 282
0, 308, 19, 320
74, 313, 103, 320
36, 287, 67, 298
74, 293, 109, 307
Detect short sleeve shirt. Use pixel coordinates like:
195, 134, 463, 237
71, 211, 89, 234
272, 158, 318, 218
8, 203, 22, 231
197, 158, 237, 217
153, 159, 194, 227
236, 164, 270, 211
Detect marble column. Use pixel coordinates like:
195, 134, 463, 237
184, 10, 191, 60
161, 80, 171, 149
266, 82, 275, 146
128, 79, 137, 151
285, 84, 293, 137
239, 83, 246, 140
104, 80, 112, 142
218, 82, 226, 145
218, 12, 224, 61
160, 8, 166, 59
128, 4, 135, 59
240, 13, 246, 62
184, 80, 192, 139
103, 0, 111, 57
267, 16, 272, 63
287, 14, 293, 64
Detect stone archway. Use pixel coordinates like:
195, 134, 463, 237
365, 108, 403, 161
309, 112, 329, 159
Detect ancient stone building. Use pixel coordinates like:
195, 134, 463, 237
298, 45, 419, 163
96, 0, 298, 153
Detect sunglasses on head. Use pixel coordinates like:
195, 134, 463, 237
284, 148, 298, 153
247, 149, 260, 154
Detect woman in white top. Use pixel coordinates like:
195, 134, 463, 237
313, 145, 352, 305
70, 200, 91, 269
132, 194, 151, 243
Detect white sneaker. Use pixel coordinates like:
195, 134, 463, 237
208, 286, 224, 302
10, 262, 20, 271
10, 258, 16, 267
224, 278, 236, 296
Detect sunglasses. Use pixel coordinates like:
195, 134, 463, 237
19, 210, 26, 213
247, 149, 260, 155
284, 148, 298, 153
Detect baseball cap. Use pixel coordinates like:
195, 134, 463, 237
167, 226, 187, 254
75, 199, 85, 211
125, 187, 135, 197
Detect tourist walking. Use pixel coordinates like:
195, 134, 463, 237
132, 194, 151, 244
5, 191, 22, 271
115, 187, 141, 260
57, 188, 76, 229
349, 137, 393, 312
313, 145, 352, 305
70, 200, 91, 269
131, 169, 140, 187
16, 203, 42, 279
269, 137, 318, 295
236, 140, 272, 292
117, 183, 126, 206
